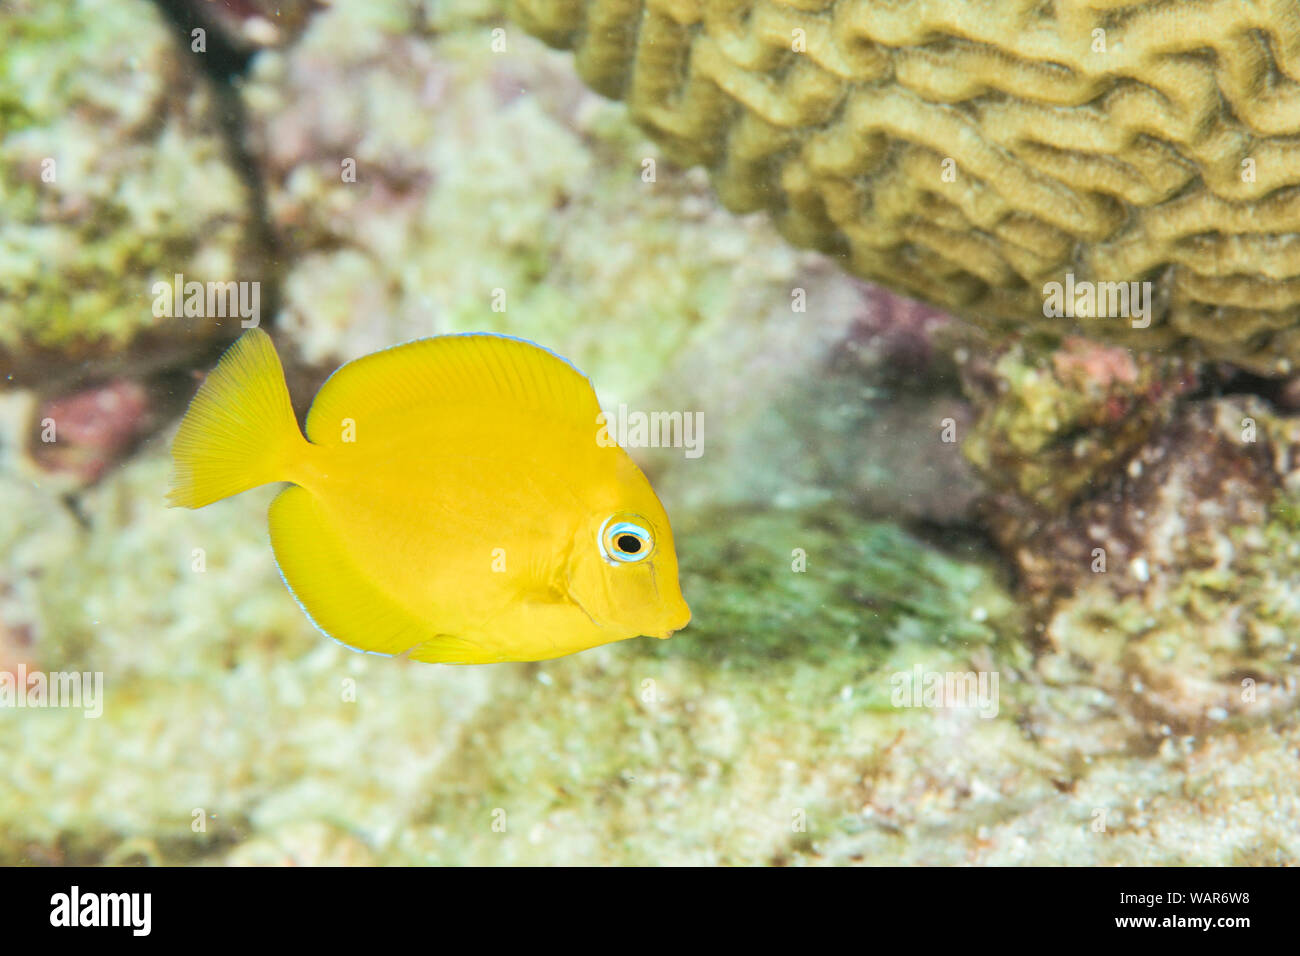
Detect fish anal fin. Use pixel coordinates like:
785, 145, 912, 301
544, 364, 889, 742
404, 635, 496, 665
269, 485, 483, 662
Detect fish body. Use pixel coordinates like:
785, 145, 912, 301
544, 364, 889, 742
168, 329, 690, 664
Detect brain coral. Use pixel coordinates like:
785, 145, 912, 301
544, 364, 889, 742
509, 0, 1300, 373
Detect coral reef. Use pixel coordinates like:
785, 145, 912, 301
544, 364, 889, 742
6, 441, 1299, 865
0, 0, 264, 388
4, 0, 1300, 868
1017, 396, 1300, 727
0, 447, 1024, 865
954, 333, 1300, 729
510, 0, 1300, 373
959, 338, 1197, 511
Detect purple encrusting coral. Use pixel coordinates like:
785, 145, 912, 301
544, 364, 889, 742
29, 381, 153, 484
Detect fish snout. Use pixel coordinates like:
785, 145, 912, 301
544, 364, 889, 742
656, 601, 691, 640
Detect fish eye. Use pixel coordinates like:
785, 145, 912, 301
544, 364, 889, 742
598, 515, 654, 565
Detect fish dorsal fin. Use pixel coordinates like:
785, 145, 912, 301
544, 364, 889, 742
304, 333, 603, 444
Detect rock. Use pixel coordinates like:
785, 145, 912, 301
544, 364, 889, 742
959, 337, 1197, 512
997, 395, 1300, 728
0, 448, 498, 864
164, 0, 323, 56
0, 0, 267, 390
222, 822, 375, 866
0, 434, 1030, 864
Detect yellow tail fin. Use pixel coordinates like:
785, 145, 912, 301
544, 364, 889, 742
167, 328, 306, 509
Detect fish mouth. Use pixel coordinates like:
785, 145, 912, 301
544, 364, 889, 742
655, 602, 691, 639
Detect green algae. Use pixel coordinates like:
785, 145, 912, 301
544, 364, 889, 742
648, 507, 1022, 672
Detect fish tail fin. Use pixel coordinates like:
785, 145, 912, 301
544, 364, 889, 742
167, 328, 308, 509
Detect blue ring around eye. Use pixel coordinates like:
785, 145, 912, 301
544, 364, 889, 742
598, 516, 654, 564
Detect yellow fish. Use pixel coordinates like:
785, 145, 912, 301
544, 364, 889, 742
168, 329, 690, 664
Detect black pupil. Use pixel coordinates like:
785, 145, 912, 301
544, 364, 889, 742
617, 534, 642, 554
